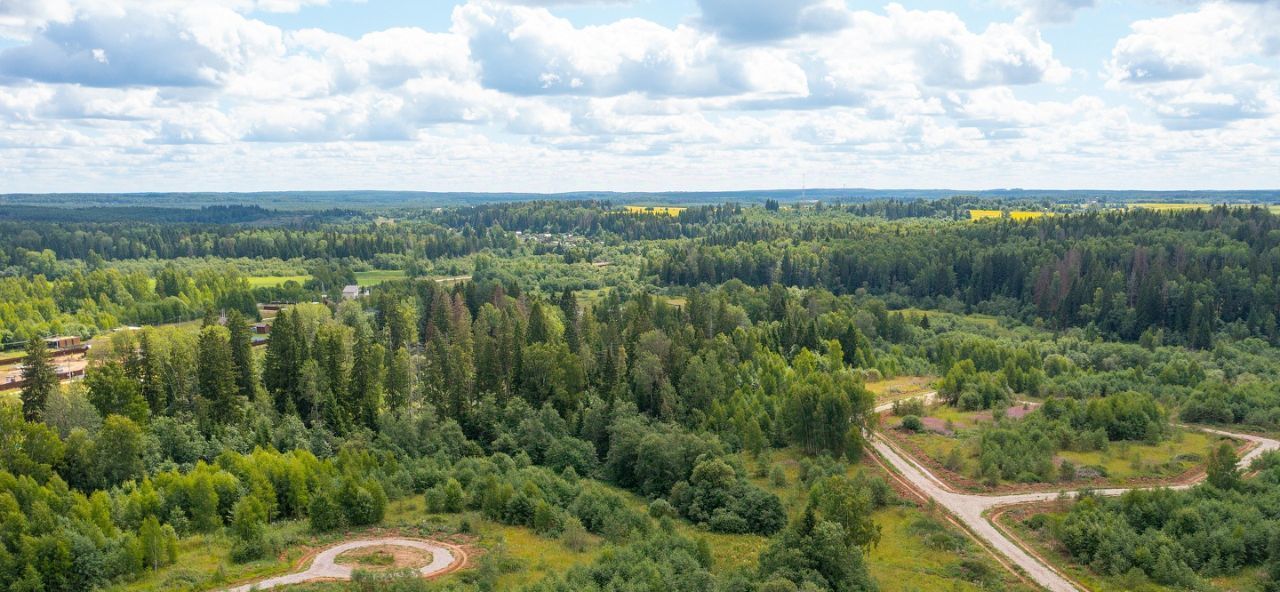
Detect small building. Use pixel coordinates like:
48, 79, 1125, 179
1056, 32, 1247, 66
45, 336, 81, 349
253, 323, 271, 334
341, 285, 364, 300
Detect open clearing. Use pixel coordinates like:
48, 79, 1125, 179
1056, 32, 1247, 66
334, 544, 432, 571
866, 375, 936, 405
244, 270, 406, 288
221, 538, 462, 592
894, 410, 1231, 490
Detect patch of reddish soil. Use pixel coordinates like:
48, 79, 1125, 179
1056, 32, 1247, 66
920, 417, 954, 435
971, 402, 1041, 422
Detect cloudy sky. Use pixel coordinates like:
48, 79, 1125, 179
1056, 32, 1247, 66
0, 0, 1276, 193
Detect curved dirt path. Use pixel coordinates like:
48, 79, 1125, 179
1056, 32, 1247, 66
871, 392, 1280, 592
222, 538, 464, 592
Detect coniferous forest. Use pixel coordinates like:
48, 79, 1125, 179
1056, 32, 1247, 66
6, 199, 1280, 592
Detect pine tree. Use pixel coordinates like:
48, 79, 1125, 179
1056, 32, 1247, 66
227, 311, 256, 399
137, 331, 166, 415
386, 299, 418, 352
559, 289, 580, 352
349, 328, 385, 429
20, 337, 58, 422
198, 326, 241, 427
527, 301, 550, 344
385, 347, 413, 413
263, 309, 302, 415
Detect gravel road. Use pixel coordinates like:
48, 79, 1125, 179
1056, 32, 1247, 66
222, 538, 459, 592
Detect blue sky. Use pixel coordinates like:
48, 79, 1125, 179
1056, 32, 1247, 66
0, 0, 1276, 193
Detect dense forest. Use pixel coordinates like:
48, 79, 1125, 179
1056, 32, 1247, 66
5, 198, 1280, 592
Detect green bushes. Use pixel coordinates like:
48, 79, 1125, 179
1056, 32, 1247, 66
425, 478, 466, 513
669, 458, 786, 535
757, 508, 877, 592
229, 496, 270, 562
418, 454, 651, 542
522, 530, 716, 592
569, 484, 649, 541
0, 469, 182, 591
969, 392, 1171, 484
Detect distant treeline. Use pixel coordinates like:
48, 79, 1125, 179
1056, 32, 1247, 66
2, 188, 1275, 210
0, 218, 511, 263
0, 205, 294, 224
651, 206, 1280, 346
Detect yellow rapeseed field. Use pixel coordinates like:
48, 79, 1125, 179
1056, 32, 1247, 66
624, 205, 687, 216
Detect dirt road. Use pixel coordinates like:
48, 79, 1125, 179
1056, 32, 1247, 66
222, 538, 462, 592
871, 392, 1280, 592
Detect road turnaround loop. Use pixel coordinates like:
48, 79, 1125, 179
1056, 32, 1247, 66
870, 391, 1280, 592
222, 538, 466, 592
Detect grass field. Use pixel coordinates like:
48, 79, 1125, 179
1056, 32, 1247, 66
1129, 203, 1213, 211
243, 270, 405, 288
245, 275, 309, 288
870, 507, 1036, 592
866, 375, 935, 405
1055, 430, 1223, 481
901, 409, 1230, 487
354, 270, 406, 286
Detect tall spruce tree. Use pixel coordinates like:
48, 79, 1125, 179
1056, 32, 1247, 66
226, 311, 256, 399
263, 309, 301, 415
349, 327, 385, 429
20, 337, 58, 422
198, 325, 240, 428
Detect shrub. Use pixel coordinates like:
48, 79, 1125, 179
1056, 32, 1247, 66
229, 497, 269, 562
560, 516, 590, 552
532, 500, 565, 536
426, 478, 465, 513
309, 490, 344, 531
1059, 460, 1077, 482
649, 499, 678, 519
892, 398, 926, 417
900, 415, 923, 432
769, 464, 787, 488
